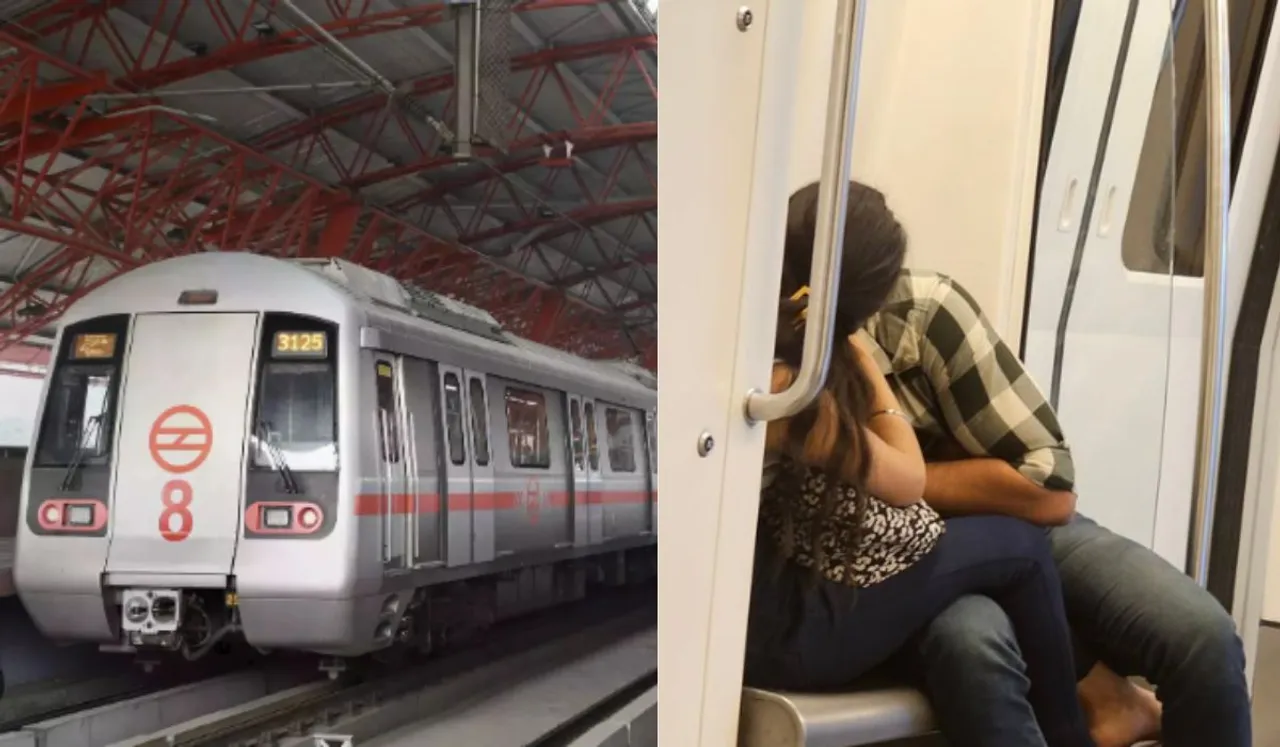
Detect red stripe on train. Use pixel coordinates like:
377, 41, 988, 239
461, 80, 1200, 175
352, 490, 653, 517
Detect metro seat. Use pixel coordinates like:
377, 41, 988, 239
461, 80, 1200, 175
738, 685, 940, 746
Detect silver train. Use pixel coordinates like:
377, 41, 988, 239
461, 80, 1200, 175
12, 253, 656, 663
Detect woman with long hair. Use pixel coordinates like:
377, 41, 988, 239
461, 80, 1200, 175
744, 180, 1096, 747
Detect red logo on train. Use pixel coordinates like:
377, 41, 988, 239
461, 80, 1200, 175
522, 477, 544, 525
148, 405, 213, 543
148, 405, 214, 474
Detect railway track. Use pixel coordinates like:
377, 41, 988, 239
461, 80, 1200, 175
0, 650, 289, 734
0, 586, 655, 747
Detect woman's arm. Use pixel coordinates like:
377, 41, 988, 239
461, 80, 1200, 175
852, 337, 926, 505
764, 345, 926, 506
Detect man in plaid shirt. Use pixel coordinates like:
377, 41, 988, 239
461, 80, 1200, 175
860, 269, 1250, 747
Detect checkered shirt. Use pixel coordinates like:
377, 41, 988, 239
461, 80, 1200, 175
856, 269, 1075, 493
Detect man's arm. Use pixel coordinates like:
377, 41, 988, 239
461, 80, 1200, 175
913, 277, 1077, 525
924, 458, 1076, 525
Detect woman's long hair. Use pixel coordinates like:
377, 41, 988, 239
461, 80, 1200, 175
766, 180, 907, 634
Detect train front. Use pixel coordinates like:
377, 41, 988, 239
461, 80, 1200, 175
13, 274, 343, 659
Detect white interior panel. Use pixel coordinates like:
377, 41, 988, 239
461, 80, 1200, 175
786, 0, 1052, 342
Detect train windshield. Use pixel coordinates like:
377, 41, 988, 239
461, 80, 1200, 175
35, 364, 114, 467
34, 317, 128, 468
252, 361, 337, 472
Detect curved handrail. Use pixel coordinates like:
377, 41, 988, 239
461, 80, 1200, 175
745, 0, 868, 424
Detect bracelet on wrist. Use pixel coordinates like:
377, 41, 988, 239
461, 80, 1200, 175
869, 408, 912, 425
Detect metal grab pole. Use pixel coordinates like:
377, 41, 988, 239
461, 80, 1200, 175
1186, 0, 1232, 587
744, 0, 868, 424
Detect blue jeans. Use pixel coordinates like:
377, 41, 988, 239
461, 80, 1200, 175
907, 514, 1251, 747
743, 516, 1093, 747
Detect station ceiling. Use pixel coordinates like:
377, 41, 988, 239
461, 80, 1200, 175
0, 0, 658, 368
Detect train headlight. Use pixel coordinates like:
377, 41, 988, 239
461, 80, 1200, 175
42, 505, 60, 524
66, 504, 93, 527
124, 597, 149, 624
298, 507, 320, 529
263, 506, 292, 529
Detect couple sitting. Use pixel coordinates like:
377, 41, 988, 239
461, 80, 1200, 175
744, 180, 1250, 747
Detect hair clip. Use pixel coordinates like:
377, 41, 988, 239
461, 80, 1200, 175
789, 285, 810, 324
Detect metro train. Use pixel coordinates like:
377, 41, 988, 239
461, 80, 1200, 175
12, 252, 656, 665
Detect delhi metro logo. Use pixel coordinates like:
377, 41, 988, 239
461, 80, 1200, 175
148, 405, 213, 542
148, 405, 213, 474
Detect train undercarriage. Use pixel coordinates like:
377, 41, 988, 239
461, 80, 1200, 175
99, 547, 657, 677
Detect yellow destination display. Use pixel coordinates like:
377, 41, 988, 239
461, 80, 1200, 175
71, 333, 117, 360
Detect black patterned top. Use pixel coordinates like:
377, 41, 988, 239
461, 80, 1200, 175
760, 459, 944, 588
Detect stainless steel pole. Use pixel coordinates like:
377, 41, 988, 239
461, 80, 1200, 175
1186, 0, 1232, 587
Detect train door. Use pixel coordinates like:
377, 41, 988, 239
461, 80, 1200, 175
567, 395, 591, 545
645, 410, 657, 532
399, 357, 442, 567
463, 372, 496, 563
1024, 0, 1266, 569
1022, 0, 1196, 563
106, 312, 259, 578
582, 398, 604, 542
373, 357, 409, 570
438, 365, 474, 566
601, 404, 647, 538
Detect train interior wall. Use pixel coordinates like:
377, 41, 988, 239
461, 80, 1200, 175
785, 0, 1048, 339
790, 0, 1280, 640
659, 1, 1280, 741
657, 0, 1057, 740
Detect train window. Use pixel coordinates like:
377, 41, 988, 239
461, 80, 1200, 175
253, 361, 338, 471
374, 360, 400, 464
505, 387, 550, 469
468, 378, 491, 466
570, 399, 585, 470
1121, 0, 1270, 276
34, 367, 114, 467
605, 408, 637, 473
584, 401, 600, 471
443, 373, 465, 466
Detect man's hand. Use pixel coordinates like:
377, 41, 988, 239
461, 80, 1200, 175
923, 458, 1077, 526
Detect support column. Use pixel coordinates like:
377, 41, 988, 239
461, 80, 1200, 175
452, 0, 480, 159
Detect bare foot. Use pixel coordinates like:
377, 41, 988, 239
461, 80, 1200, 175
1078, 663, 1161, 747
